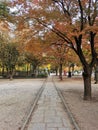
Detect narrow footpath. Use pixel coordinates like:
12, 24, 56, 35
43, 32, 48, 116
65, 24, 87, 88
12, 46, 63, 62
27, 76, 74, 130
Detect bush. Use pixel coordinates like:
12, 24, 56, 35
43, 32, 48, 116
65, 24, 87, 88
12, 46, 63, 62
37, 73, 48, 78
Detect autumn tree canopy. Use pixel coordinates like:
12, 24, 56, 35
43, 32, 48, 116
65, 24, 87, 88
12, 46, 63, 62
8, 0, 98, 100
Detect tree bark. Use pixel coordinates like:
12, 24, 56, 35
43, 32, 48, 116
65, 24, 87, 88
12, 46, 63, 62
55, 67, 58, 76
95, 59, 98, 84
68, 65, 71, 78
9, 68, 15, 80
2, 65, 5, 76
59, 63, 63, 80
82, 68, 92, 100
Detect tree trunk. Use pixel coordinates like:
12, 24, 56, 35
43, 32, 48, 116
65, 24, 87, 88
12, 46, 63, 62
72, 65, 74, 76
68, 66, 71, 78
82, 68, 92, 100
55, 66, 58, 76
26, 65, 29, 76
95, 59, 98, 84
32, 65, 37, 77
59, 63, 63, 80
9, 69, 15, 80
2, 65, 5, 76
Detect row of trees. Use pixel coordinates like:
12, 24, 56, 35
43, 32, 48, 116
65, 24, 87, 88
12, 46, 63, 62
0, 0, 98, 100
0, 37, 19, 79
0, 31, 48, 79
23, 0, 98, 100
0, 2, 47, 78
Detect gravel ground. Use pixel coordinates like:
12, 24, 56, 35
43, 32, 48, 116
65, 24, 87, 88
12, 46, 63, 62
54, 76, 98, 130
0, 78, 45, 130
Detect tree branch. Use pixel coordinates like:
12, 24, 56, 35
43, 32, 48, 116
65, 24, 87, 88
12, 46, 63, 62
74, 35, 87, 67
78, 0, 84, 30
91, 0, 97, 25
35, 18, 72, 45
90, 31, 97, 67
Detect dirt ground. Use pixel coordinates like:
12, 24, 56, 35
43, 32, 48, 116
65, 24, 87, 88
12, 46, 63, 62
54, 76, 98, 130
0, 76, 98, 130
0, 78, 45, 130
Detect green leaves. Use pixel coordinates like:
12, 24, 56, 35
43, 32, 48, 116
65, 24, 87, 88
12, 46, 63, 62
0, 42, 19, 70
0, 2, 9, 19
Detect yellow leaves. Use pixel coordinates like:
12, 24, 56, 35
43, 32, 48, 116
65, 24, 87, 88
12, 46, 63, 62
17, 22, 25, 31
84, 25, 98, 33
54, 21, 66, 32
66, 48, 78, 62
17, 18, 29, 31
15, 27, 37, 46
27, 45, 43, 62
0, 21, 9, 32
81, 0, 89, 5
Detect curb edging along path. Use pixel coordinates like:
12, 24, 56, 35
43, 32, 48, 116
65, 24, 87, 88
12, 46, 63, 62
53, 77, 80, 130
21, 79, 47, 130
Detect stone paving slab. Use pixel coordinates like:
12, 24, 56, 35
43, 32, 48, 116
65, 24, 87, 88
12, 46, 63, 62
27, 77, 73, 130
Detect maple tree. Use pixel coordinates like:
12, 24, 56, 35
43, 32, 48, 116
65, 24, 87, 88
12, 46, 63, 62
33, 0, 98, 100
42, 31, 67, 80
50, 42, 66, 80
9, 0, 98, 100
65, 48, 80, 76
24, 40, 45, 77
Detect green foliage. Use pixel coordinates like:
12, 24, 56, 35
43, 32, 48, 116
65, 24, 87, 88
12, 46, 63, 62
25, 52, 42, 67
37, 73, 48, 78
0, 2, 9, 19
0, 42, 19, 71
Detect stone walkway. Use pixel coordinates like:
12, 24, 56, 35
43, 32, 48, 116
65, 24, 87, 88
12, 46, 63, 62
27, 77, 73, 130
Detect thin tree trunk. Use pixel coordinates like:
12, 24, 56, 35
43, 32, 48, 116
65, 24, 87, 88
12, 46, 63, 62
26, 65, 29, 76
9, 69, 14, 80
72, 65, 74, 76
68, 66, 71, 78
55, 66, 58, 76
59, 63, 63, 80
2, 65, 4, 76
32, 65, 37, 77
